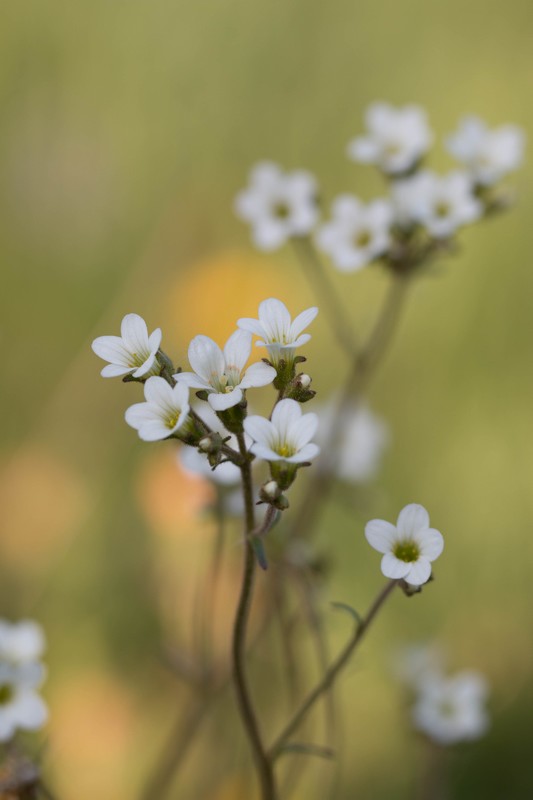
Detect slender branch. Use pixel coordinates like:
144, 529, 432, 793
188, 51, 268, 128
292, 237, 358, 356
268, 580, 398, 760
232, 432, 278, 800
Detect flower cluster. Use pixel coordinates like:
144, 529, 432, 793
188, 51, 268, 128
0, 620, 48, 742
235, 103, 525, 274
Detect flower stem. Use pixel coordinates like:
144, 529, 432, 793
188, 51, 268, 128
232, 432, 278, 800
268, 579, 398, 761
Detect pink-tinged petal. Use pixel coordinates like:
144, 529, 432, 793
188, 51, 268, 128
175, 372, 211, 391
417, 528, 444, 561
120, 313, 150, 352
381, 553, 411, 580
223, 330, 251, 373
237, 317, 267, 338
365, 519, 398, 554
101, 364, 133, 378
258, 298, 291, 341
289, 306, 318, 339
271, 398, 302, 441
188, 335, 225, 384
132, 351, 157, 378
91, 335, 131, 365
239, 361, 276, 389
397, 503, 430, 536
286, 442, 320, 463
405, 558, 432, 586
288, 412, 318, 449
243, 415, 276, 447
143, 376, 174, 407
208, 389, 243, 411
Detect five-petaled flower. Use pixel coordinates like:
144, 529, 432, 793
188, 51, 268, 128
365, 503, 443, 586
238, 298, 318, 367
234, 162, 319, 251
446, 116, 525, 187
125, 377, 190, 441
92, 313, 162, 379
244, 398, 320, 464
412, 670, 489, 745
347, 102, 433, 176
176, 330, 276, 411
316, 195, 392, 272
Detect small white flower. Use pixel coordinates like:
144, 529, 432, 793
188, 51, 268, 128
412, 670, 489, 745
235, 162, 319, 251
176, 330, 276, 412
365, 503, 443, 586
316, 195, 392, 273
244, 398, 320, 464
393, 170, 482, 238
238, 298, 318, 367
0, 663, 48, 742
446, 116, 525, 186
125, 377, 190, 441
92, 313, 162, 379
0, 621, 45, 665
390, 171, 435, 229
179, 446, 241, 487
347, 102, 433, 175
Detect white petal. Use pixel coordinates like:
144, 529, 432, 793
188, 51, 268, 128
250, 443, 284, 462
120, 313, 150, 352
381, 553, 411, 579
148, 328, 162, 352
5, 622, 45, 662
137, 421, 176, 442
239, 361, 276, 389
11, 691, 48, 730
175, 372, 211, 391
173, 382, 190, 410
290, 333, 311, 348
365, 519, 398, 553
286, 442, 320, 463
144, 376, 174, 408
417, 528, 444, 561
223, 330, 252, 373
125, 403, 159, 430
288, 412, 318, 449
271, 399, 302, 440
397, 503, 430, 536
237, 317, 267, 338
0, 712, 16, 742
101, 364, 133, 378
132, 351, 158, 378
91, 335, 131, 365
188, 335, 225, 383
258, 298, 291, 341
347, 137, 379, 163
253, 220, 288, 251
243, 415, 276, 447
208, 389, 243, 411
405, 558, 432, 586
289, 306, 319, 339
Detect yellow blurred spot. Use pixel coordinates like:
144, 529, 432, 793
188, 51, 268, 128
208, 775, 250, 800
0, 445, 89, 568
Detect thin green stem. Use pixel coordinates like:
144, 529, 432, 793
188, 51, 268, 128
268, 580, 398, 760
232, 433, 278, 800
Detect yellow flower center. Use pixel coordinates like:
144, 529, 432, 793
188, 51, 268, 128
393, 540, 420, 563
355, 229, 372, 247
273, 202, 290, 219
167, 413, 180, 430
277, 443, 294, 458
0, 684, 14, 705
435, 201, 450, 218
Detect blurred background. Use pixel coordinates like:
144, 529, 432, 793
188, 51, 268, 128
1, 0, 532, 797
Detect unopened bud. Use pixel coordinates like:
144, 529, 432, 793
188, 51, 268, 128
263, 480, 280, 499
298, 373, 311, 389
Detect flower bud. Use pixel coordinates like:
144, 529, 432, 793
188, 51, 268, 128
298, 373, 312, 389
263, 480, 281, 499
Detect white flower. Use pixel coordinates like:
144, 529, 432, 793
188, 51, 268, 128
393, 170, 482, 238
92, 313, 162, 379
394, 642, 445, 689
0, 621, 45, 665
125, 377, 190, 441
234, 162, 319, 250
176, 330, 276, 411
390, 171, 435, 229
0, 662, 48, 742
412, 670, 489, 745
347, 102, 433, 175
244, 399, 320, 464
365, 503, 443, 586
316, 196, 392, 272
179, 445, 241, 487
237, 298, 318, 367
446, 116, 525, 186
316, 402, 389, 482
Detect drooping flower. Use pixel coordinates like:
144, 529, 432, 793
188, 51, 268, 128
244, 399, 320, 464
347, 102, 433, 175
234, 162, 319, 250
92, 313, 162, 379
125, 377, 190, 441
446, 116, 525, 186
176, 330, 276, 411
316, 195, 392, 272
237, 298, 318, 367
365, 503, 443, 586
392, 170, 481, 238
412, 670, 489, 745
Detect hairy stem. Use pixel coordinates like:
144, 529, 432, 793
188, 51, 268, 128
268, 580, 398, 760
232, 433, 278, 800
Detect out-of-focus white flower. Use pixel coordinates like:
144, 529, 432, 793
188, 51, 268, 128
365, 503, 443, 586
394, 642, 445, 689
92, 313, 162, 379
412, 670, 489, 745
317, 402, 389, 483
125, 377, 190, 441
347, 103, 433, 175
179, 445, 241, 487
238, 298, 318, 367
235, 162, 319, 250
244, 399, 320, 464
446, 116, 525, 186
393, 170, 481, 238
0, 621, 45, 665
316, 196, 392, 272
176, 330, 275, 411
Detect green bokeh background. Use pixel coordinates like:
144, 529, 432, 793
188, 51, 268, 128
1, 1, 532, 798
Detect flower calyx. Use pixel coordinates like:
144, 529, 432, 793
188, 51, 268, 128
258, 480, 290, 511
